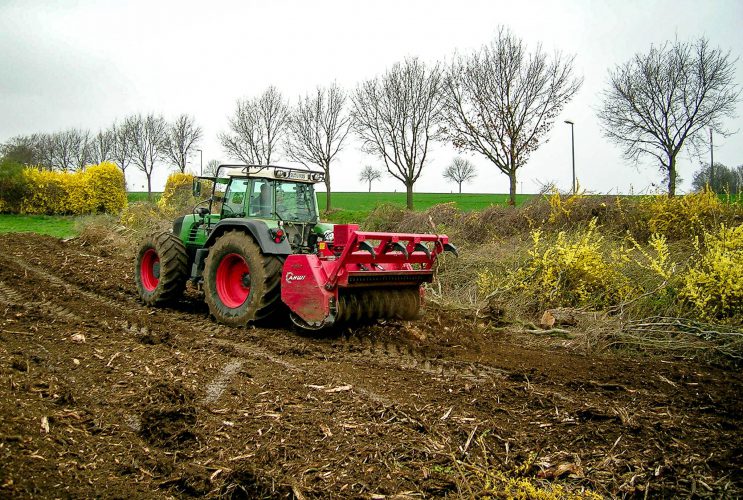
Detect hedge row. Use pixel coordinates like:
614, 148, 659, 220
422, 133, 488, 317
0, 162, 127, 215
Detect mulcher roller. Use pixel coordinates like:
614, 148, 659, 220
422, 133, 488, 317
281, 224, 457, 329
336, 288, 421, 323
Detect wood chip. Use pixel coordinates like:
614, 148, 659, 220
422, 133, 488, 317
325, 385, 352, 393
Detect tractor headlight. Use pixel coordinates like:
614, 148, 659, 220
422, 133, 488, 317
323, 230, 334, 242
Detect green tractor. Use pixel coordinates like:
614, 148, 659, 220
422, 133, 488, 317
135, 165, 456, 330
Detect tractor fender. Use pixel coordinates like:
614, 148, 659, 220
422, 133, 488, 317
203, 220, 292, 255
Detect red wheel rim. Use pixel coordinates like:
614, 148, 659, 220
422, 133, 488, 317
216, 253, 250, 308
140, 248, 160, 291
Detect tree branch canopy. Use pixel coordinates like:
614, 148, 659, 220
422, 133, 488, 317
352, 57, 445, 209
285, 83, 351, 210
219, 86, 289, 165
598, 36, 740, 196
443, 27, 582, 205
443, 157, 477, 193
163, 114, 202, 173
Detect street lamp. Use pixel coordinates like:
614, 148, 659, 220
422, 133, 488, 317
195, 149, 203, 176
564, 120, 576, 194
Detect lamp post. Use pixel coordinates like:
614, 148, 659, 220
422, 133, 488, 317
196, 149, 203, 176
564, 120, 576, 194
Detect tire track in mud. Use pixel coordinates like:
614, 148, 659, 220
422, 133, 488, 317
0, 280, 83, 322
10, 255, 508, 393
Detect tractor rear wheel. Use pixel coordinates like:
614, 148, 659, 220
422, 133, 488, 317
203, 230, 282, 326
135, 232, 189, 306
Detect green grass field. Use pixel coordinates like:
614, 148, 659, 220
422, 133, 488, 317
317, 192, 534, 212
0, 214, 78, 238
127, 192, 162, 203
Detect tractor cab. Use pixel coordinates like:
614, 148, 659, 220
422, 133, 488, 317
187, 165, 330, 255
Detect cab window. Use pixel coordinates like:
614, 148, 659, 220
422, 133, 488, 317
222, 179, 249, 217
249, 179, 273, 217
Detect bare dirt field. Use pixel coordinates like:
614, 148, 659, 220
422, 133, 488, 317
0, 234, 740, 498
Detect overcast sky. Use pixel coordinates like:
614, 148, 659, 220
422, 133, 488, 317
1, 0, 741, 194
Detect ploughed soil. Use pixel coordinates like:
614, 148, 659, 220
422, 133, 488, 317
0, 234, 741, 498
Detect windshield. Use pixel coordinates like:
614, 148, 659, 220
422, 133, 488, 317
275, 181, 318, 222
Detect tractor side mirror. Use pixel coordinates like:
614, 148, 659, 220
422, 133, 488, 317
193, 179, 202, 197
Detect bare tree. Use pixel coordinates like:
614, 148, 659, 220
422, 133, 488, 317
32, 133, 55, 170
163, 114, 203, 172
50, 129, 84, 171
358, 165, 382, 192
219, 86, 289, 165
352, 58, 444, 209
443, 157, 477, 193
111, 121, 135, 189
71, 129, 91, 171
204, 159, 221, 176
88, 129, 115, 165
125, 114, 167, 200
285, 84, 351, 211
443, 28, 582, 205
1, 134, 48, 167
598, 37, 740, 196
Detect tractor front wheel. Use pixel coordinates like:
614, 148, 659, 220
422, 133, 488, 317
135, 232, 189, 306
203, 230, 282, 326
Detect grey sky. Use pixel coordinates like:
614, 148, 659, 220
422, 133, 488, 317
1, 0, 741, 194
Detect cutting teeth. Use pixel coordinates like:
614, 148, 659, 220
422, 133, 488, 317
337, 287, 421, 324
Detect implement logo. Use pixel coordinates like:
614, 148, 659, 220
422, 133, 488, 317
285, 272, 307, 283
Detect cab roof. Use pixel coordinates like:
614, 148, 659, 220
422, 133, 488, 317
214, 164, 325, 184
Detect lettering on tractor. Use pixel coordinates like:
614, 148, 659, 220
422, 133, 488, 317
134, 164, 458, 330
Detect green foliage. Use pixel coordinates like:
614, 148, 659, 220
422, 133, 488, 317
0, 159, 30, 213
691, 163, 742, 194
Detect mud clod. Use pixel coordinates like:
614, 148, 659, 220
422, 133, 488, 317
139, 382, 198, 449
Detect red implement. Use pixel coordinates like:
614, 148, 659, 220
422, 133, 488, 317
281, 224, 456, 329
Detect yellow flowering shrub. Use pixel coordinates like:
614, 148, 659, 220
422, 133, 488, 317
478, 219, 632, 309
639, 190, 723, 239
85, 162, 127, 214
19, 163, 126, 215
21, 169, 67, 214
546, 187, 584, 224
681, 224, 743, 321
64, 170, 92, 214
158, 172, 196, 215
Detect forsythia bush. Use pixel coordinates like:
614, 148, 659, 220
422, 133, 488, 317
681, 224, 743, 321
85, 162, 127, 214
16, 162, 126, 215
158, 172, 195, 215
640, 190, 723, 239
20, 169, 68, 214
478, 219, 631, 309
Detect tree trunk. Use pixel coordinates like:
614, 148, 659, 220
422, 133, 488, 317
146, 173, 152, 202
324, 176, 331, 212
508, 171, 517, 206
406, 182, 414, 210
368, 180, 371, 192
667, 156, 676, 197
458, 181, 462, 194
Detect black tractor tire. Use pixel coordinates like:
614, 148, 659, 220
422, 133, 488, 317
135, 231, 189, 306
203, 230, 282, 326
